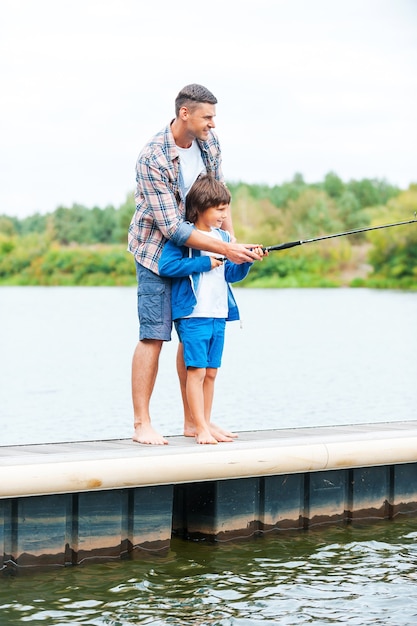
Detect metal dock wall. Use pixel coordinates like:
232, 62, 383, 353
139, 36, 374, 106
1, 422, 417, 569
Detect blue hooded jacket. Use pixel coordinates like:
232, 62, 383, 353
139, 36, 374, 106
158, 227, 252, 321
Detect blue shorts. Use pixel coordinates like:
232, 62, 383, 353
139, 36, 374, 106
175, 318, 226, 369
136, 262, 172, 341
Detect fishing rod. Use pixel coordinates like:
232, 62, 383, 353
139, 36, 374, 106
263, 214, 417, 253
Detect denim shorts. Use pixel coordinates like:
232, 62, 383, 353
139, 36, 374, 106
136, 262, 172, 341
175, 317, 226, 369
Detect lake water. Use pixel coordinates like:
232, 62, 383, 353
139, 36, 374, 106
1, 287, 417, 624
1, 520, 417, 625
1, 287, 416, 445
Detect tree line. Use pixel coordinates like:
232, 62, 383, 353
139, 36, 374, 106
0, 172, 416, 289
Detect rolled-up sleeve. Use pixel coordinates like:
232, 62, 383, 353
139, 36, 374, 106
171, 221, 194, 246
138, 157, 184, 240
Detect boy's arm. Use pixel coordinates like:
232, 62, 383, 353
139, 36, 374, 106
224, 261, 253, 284
224, 246, 264, 283
158, 241, 212, 278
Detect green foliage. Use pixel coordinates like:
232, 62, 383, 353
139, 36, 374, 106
0, 215, 18, 236
19, 212, 49, 236
228, 172, 307, 209
52, 204, 97, 244
114, 192, 136, 243
367, 188, 417, 289
323, 171, 345, 198
0, 241, 136, 286
0, 232, 51, 283
0, 175, 414, 288
0, 234, 15, 254
345, 177, 400, 209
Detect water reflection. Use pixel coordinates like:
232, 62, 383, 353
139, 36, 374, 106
2, 519, 417, 625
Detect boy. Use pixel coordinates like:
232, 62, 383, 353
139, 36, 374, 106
159, 175, 263, 444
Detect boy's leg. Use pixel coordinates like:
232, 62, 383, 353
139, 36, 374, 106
180, 318, 237, 441
203, 368, 236, 441
203, 367, 217, 422
176, 342, 195, 435
205, 319, 237, 441
186, 367, 218, 445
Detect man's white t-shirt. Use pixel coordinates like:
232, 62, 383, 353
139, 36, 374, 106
176, 140, 206, 195
188, 229, 228, 319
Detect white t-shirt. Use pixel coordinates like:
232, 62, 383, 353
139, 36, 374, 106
189, 229, 228, 318
176, 140, 206, 195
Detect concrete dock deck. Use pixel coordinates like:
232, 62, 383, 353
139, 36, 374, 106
1, 421, 417, 498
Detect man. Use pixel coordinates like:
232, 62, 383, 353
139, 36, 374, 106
128, 84, 261, 445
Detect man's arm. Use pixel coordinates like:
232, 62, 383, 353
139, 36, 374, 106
221, 211, 234, 239
185, 229, 262, 264
137, 158, 185, 240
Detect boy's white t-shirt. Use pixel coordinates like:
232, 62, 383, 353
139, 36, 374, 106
176, 140, 206, 195
188, 229, 228, 319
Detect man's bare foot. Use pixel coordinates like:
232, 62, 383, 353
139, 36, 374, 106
184, 422, 238, 442
133, 423, 168, 445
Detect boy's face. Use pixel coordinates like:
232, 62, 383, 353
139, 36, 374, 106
197, 203, 229, 230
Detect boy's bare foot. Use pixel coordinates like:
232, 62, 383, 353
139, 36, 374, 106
210, 423, 238, 442
195, 429, 218, 445
133, 423, 168, 445
184, 422, 238, 442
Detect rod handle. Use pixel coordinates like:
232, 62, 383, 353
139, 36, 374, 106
264, 240, 302, 252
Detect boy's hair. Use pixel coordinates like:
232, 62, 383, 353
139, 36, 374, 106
186, 175, 231, 224
175, 84, 217, 116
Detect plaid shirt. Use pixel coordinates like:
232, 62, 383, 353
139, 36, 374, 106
128, 123, 224, 274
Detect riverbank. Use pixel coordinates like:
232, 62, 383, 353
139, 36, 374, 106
0, 241, 414, 289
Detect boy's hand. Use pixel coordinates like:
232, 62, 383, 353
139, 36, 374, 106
210, 257, 224, 269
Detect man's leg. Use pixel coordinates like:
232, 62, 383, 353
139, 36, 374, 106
132, 262, 171, 445
132, 339, 168, 445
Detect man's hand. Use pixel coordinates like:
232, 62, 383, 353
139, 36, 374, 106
224, 243, 265, 264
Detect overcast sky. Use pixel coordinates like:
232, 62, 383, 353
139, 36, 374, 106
1, 0, 416, 218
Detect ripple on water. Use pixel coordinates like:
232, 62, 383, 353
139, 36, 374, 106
1, 519, 417, 625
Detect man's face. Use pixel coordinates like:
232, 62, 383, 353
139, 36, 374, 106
185, 102, 216, 141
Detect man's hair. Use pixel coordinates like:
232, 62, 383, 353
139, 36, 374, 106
175, 84, 217, 116
186, 175, 231, 224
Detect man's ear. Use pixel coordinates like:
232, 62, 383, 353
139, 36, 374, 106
179, 106, 189, 121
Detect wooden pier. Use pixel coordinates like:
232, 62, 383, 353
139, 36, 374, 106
1, 421, 417, 570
